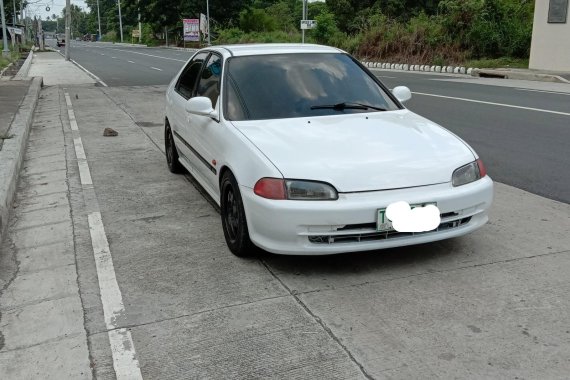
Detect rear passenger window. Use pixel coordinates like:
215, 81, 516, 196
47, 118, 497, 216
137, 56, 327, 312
176, 53, 208, 99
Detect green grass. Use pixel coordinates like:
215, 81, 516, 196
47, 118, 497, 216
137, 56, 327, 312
0, 42, 22, 71
465, 57, 529, 69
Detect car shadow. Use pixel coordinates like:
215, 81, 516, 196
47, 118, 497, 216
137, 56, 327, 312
258, 238, 465, 279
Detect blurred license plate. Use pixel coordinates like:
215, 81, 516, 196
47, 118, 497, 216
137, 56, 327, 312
376, 203, 436, 232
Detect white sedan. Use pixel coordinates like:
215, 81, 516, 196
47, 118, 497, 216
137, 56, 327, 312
165, 44, 493, 256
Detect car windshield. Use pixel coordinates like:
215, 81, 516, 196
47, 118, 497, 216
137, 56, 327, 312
224, 53, 400, 121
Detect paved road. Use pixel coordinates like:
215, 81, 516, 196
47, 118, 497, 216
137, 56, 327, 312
52, 42, 570, 204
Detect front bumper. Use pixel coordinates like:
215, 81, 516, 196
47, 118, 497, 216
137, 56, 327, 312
241, 176, 494, 255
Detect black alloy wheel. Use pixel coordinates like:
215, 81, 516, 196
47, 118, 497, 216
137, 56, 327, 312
165, 123, 183, 173
220, 171, 255, 257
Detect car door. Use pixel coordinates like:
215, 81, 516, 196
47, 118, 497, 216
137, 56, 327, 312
168, 52, 209, 170
186, 53, 224, 196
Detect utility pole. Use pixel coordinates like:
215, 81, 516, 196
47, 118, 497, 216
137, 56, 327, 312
206, 0, 210, 45
301, 0, 307, 43
96, 0, 101, 40
137, 0, 141, 43
117, 0, 123, 42
1, 0, 9, 57
64, 0, 70, 60
20, 0, 25, 43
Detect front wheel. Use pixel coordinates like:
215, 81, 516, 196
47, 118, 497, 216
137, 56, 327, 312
220, 171, 256, 257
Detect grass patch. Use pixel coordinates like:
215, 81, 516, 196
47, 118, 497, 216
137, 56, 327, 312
465, 57, 529, 69
0, 42, 22, 71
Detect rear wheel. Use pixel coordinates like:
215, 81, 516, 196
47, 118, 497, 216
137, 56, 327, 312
221, 171, 256, 257
165, 123, 183, 173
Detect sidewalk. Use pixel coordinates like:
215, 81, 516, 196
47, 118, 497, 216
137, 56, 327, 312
0, 53, 94, 379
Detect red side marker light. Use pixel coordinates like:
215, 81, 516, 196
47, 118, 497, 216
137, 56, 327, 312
477, 159, 487, 178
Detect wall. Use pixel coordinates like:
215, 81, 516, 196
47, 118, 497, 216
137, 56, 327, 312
529, 0, 570, 71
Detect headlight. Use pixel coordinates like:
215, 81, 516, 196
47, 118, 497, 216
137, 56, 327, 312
254, 178, 338, 200
285, 180, 338, 200
452, 159, 486, 187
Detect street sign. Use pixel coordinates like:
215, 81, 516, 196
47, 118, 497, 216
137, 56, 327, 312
300, 20, 317, 30
131, 29, 140, 38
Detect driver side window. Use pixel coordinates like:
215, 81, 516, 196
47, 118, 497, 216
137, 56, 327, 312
175, 52, 208, 99
196, 54, 222, 109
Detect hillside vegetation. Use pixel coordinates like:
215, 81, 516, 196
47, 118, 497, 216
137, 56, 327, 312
215, 0, 534, 65
58, 0, 533, 66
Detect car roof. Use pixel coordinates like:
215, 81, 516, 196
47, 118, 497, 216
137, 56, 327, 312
209, 43, 343, 57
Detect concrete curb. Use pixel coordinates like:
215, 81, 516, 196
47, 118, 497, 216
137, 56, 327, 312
159, 46, 198, 52
472, 68, 570, 84
0, 77, 43, 242
14, 50, 34, 79
93, 41, 148, 48
362, 61, 474, 76
0, 62, 14, 77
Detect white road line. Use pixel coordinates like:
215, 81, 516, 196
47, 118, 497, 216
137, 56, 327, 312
515, 88, 570, 96
101, 53, 105, 56
106, 47, 186, 62
112, 56, 117, 59
64, 91, 143, 379
412, 91, 570, 117
70, 59, 109, 87
67, 108, 79, 131
88, 212, 143, 380
377, 75, 397, 79
128, 60, 135, 63
77, 161, 93, 185
150, 66, 162, 71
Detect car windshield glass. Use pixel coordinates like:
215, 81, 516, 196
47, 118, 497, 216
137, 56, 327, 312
224, 53, 399, 120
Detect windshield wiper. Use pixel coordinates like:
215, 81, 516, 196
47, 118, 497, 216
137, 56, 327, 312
310, 102, 387, 112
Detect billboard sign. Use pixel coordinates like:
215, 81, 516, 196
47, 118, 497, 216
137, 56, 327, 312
183, 19, 200, 42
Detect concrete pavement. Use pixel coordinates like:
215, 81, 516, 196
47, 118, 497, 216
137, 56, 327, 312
0, 53, 95, 379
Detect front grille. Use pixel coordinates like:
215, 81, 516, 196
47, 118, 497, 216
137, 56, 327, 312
308, 217, 472, 244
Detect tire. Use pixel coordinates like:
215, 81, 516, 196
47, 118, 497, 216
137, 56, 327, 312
220, 171, 256, 257
165, 123, 183, 174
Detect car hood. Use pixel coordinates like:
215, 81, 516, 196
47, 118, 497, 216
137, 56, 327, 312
230, 110, 476, 192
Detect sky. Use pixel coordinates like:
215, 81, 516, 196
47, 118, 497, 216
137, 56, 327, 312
28, 0, 88, 20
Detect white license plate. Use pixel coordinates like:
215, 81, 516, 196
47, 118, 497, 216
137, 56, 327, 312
376, 202, 437, 232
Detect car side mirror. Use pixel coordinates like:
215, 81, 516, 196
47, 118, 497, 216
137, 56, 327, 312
185, 97, 216, 119
392, 86, 412, 103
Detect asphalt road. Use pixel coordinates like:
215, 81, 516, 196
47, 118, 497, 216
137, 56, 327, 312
54, 41, 570, 204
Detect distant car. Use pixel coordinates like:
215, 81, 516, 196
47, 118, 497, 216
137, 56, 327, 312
56, 38, 65, 47
164, 44, 493, 256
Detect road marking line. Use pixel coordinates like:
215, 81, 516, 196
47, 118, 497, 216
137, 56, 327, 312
107, 47, 186, 62
64, 93, 73, 107
128, 60, 135, 63
101, 53, 105, 56
112, 56, 117, 59
515, 88, 570, 96
70, 59, 109, 87
412, 91, 570, 117
77, 160, 93, 185
66, 107, 79, 131
88, 212, 143, 380
64, 91, 143, 379
73, 138, 86, 160
150, 66, 162, 71
377, 75, 397, 79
